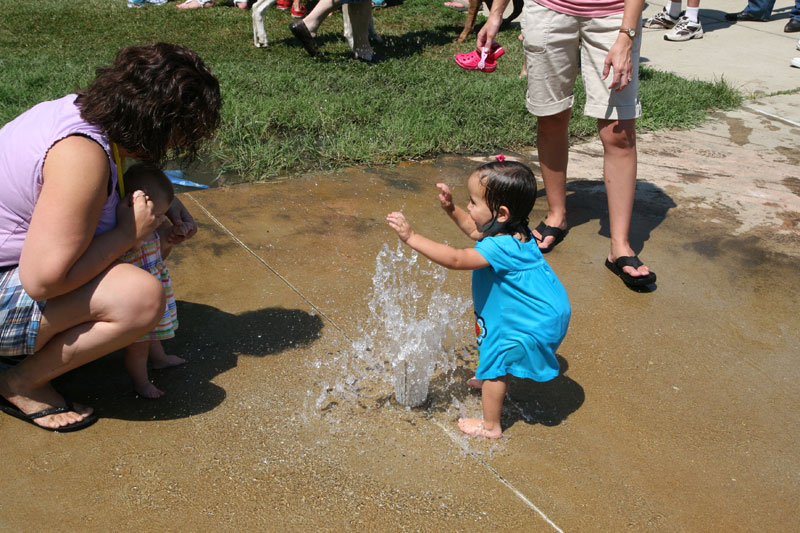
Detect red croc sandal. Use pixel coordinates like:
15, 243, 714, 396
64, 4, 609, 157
454, 42, 504, 72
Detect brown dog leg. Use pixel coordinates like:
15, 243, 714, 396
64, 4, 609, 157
455, 0, 482, 43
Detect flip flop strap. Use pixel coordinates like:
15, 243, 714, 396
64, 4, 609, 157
24, 398, 75, 421
615, 256, 643, 269
534, 222, 564, 242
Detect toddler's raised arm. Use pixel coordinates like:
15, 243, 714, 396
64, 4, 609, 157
387, 211, 489, 271
436, 183, 482, 240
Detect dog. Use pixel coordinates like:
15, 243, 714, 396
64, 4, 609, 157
455, 0, 524, 43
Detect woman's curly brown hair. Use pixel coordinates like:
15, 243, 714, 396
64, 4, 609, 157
76, 42, 221, 163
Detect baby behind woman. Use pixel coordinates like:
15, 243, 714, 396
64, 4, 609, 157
119, 163, 186, 398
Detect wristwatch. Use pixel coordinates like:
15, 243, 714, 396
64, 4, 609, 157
620, 27, 636, 38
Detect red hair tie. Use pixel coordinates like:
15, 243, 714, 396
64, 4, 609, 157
495, 154, 506, 162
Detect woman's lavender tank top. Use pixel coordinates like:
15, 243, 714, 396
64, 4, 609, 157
0, 94, 119, 267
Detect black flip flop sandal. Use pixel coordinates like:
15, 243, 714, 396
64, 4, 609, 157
534, 222, 567, 253
605, 256, 657, 287
0, 396, 98, 433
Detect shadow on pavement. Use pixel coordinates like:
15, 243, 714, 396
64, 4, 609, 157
503, 355, 585, 430
54, 301, 324, 422
549, 179, 677, 256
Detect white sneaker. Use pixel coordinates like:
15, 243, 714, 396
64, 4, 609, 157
664, 17, 704, 41
644, 7, 681, 29
792, 57, 800, 68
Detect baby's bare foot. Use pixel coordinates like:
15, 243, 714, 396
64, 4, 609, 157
466, 377, 483, 389
150, 354, 187, 370
134, 381, 165, 399
458, 418, 502, 439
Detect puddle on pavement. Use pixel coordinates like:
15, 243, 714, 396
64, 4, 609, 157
710, 112, 752, 146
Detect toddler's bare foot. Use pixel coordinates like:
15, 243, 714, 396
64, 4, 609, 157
458, 418, 502, 439
134, 381, 165, 399
149, 341, 187, 369
150, 354, 187, 369
466, 377, 483, 389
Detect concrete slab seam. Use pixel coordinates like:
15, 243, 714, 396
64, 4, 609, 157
185, 193, 352, 341
432, 419, 565, 532
742, 105, 800, 128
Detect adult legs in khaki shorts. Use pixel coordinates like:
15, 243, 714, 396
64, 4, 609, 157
521, 1, 654, 285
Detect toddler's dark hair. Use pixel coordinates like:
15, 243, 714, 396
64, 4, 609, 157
475, 160, 537, 237
123, 162, 175, 207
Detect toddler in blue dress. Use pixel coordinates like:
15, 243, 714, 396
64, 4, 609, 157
387, 158, 571, 439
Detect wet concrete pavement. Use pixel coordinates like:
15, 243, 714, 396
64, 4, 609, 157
3, 21, 800, 533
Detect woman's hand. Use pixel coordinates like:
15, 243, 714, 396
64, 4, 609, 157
117, 190, 161, 246
603, 34, 634, 92
436, 183, 455, 214
386, 212, 414, 242
164, 198, 198, 245
475, 0, 509, 52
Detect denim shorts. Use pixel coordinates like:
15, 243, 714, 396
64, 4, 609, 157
0, 265, 45, 356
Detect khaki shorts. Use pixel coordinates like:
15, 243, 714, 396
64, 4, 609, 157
522, 1, 642, 120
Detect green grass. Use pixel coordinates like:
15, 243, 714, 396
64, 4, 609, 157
0, 0, 742, 181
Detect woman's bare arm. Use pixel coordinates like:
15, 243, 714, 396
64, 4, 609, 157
19, 136, 159, 300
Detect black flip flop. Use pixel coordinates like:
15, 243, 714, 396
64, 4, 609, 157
534, 222, 567, 253
605, 256, 657, 287
0, 396, 98, 433
288, 20, 319, 57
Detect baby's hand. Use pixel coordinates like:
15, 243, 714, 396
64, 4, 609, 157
436, 183, 454, 213
386, 212, 413, 242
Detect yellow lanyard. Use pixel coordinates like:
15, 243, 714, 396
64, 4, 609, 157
111, 142, 126, 198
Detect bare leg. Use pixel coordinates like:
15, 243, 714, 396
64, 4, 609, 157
598, 118, 651, 279
124, 341, 164, 399
149, 340, 186, 369
458, 375, 507, 439
533, 109, 570, 249
0, 263, 164, 429
302, 0, 340, 34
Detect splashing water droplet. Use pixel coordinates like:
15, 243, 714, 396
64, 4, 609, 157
316, 242, 470, 410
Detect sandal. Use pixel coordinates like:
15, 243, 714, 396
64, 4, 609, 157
533, 221, 567, 253
605, 255, 657, 287
454, 42, 504, 72
0, 396, 98, 433
290, 3, 306, 17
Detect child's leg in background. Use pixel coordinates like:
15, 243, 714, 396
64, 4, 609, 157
458, 375, 507, 439
124, 341, 164, 399
149, 340, 186, 369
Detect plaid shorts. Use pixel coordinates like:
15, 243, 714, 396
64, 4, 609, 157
0, 265, 45, 356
